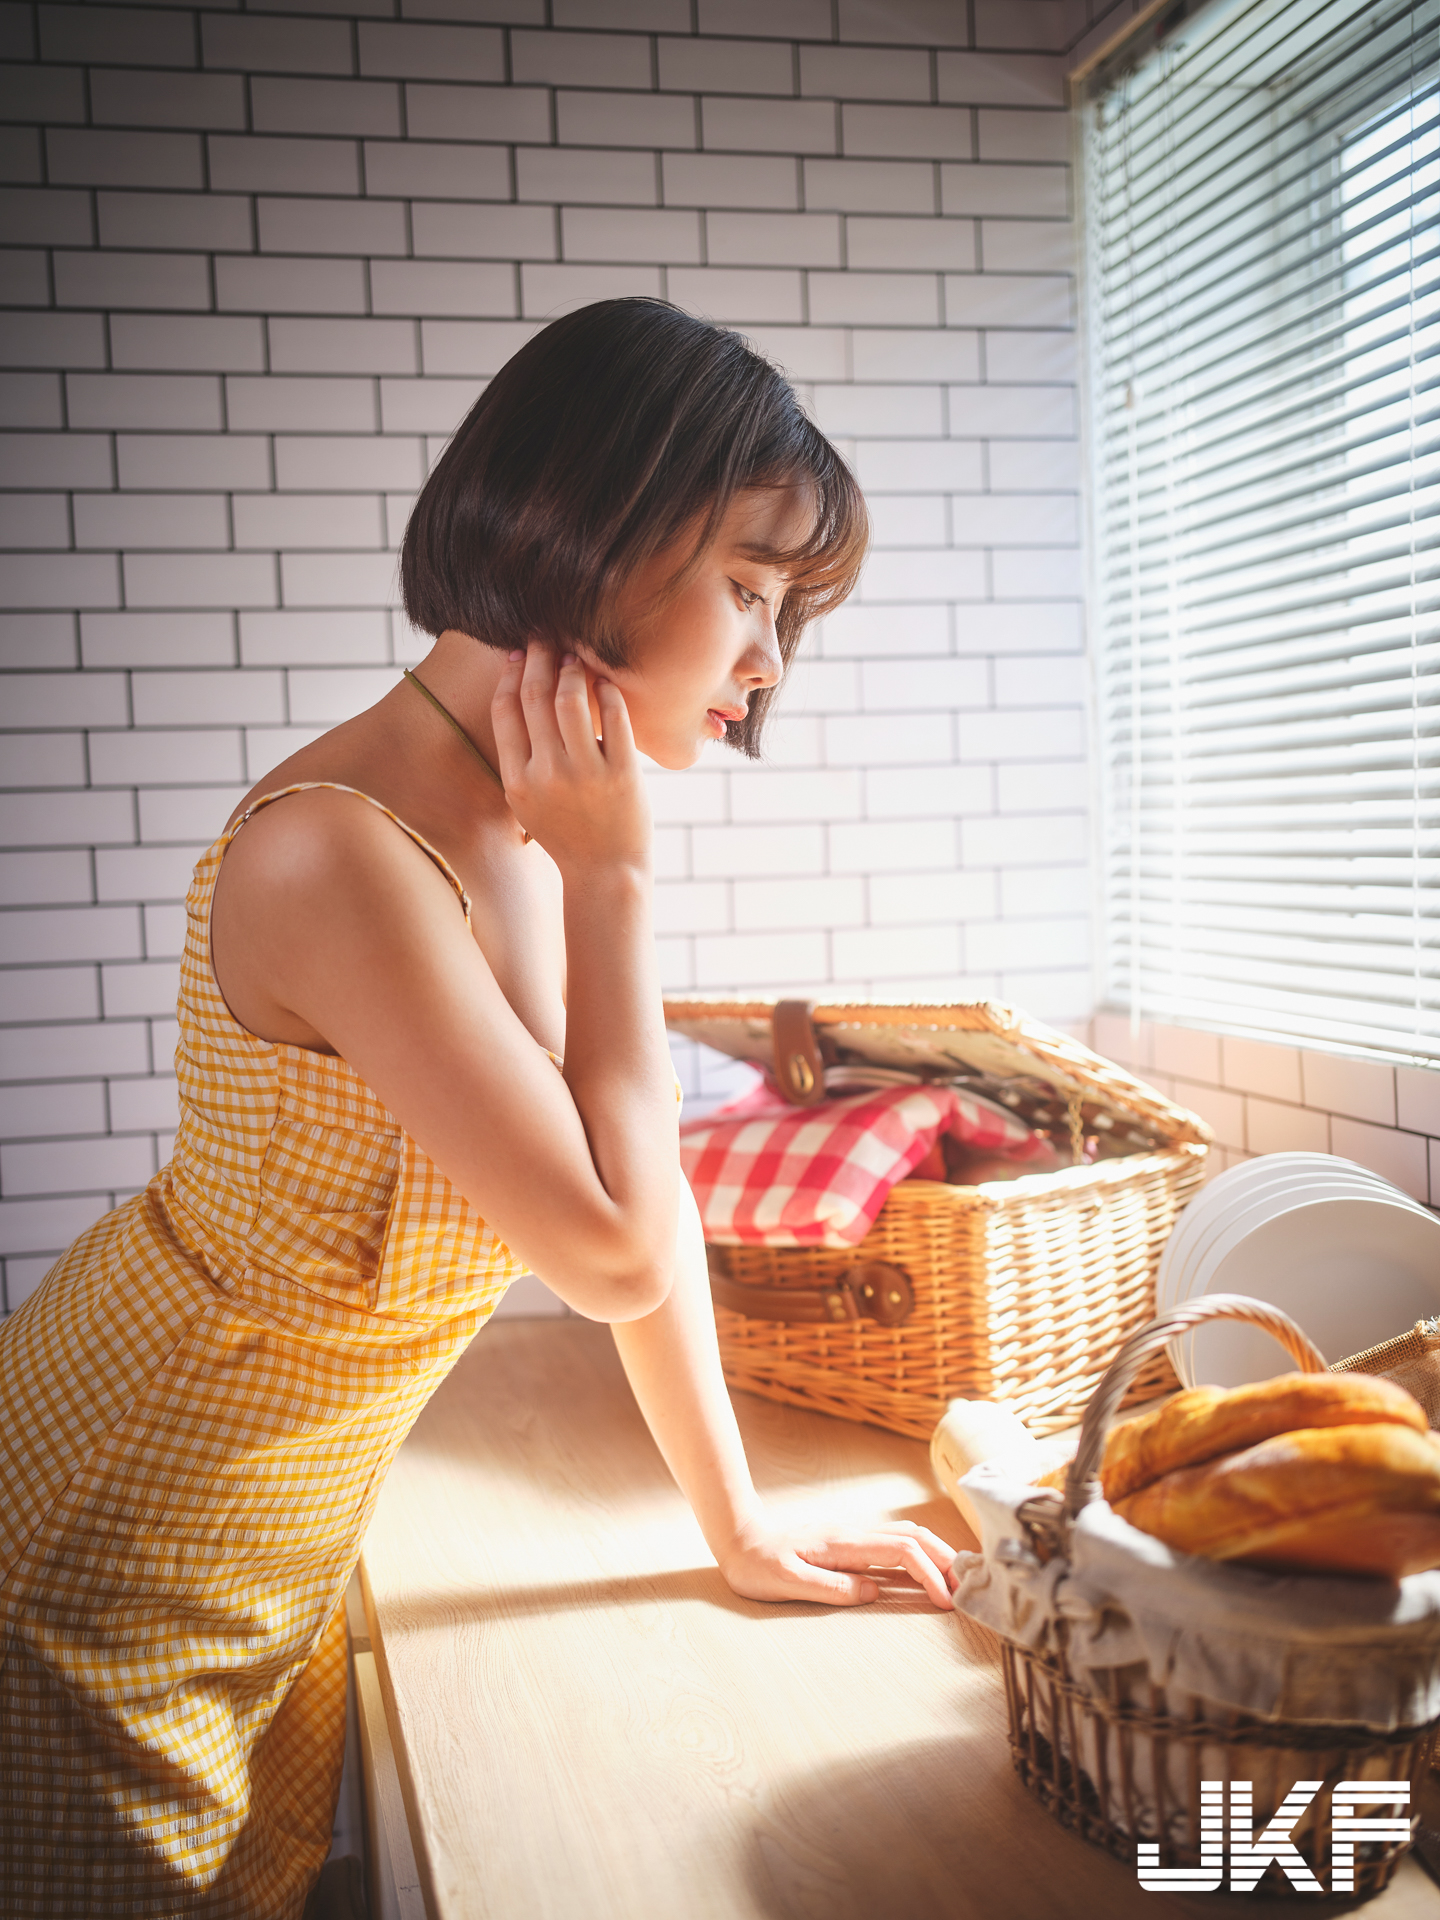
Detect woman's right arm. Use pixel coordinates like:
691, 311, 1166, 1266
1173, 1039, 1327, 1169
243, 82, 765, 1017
210, 647, 679, 1322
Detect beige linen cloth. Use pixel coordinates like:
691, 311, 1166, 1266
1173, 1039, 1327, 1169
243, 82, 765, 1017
952, 1462, 1440, 1849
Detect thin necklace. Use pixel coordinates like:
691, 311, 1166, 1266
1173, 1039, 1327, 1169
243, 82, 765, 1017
403, 668, 531, 844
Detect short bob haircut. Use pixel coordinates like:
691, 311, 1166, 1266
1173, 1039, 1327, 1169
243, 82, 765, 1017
401, 298, 868, 757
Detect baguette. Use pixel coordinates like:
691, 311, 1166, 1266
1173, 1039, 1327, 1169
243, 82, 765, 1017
1101, 1371, 1426, 1505
1114, 1422, 1440, 1579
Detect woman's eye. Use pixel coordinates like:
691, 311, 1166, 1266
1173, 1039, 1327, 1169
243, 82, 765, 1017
734, 583, 762, 610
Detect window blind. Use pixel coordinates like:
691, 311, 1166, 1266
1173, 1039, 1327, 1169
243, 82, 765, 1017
1082, 0, 1439, 1061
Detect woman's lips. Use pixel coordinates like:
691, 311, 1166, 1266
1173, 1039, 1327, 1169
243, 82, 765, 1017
708, 705, 747, 734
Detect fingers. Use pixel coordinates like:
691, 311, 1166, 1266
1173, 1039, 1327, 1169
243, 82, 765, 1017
795, 1528, 955, 1609
484, 640, 651, 870
904, 1524, 961, 1581
515, 645, 609, 768
551, 652, 599, 762
592, 676, 637, 769
723, 1514, 961, 1612
852, 1521, 957, 1581
780, 1562, 879, 1606
796, 1547, 948, 1609
489, 647, 531, 784
730, 1551, 878, 1607
518, 640, 563, 759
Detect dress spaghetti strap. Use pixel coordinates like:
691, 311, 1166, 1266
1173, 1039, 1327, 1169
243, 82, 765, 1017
223, 781, 473, 923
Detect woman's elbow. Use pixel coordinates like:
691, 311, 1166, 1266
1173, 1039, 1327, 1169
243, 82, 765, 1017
580, 1258, 674, 1323
533, 1237, 673, 1321
525, 1201, 679, 1320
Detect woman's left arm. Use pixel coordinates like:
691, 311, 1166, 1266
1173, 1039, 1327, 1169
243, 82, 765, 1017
609, 1180, 956, 1608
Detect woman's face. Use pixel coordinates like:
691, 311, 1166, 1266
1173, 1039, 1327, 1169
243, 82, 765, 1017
580, 485, 810, 772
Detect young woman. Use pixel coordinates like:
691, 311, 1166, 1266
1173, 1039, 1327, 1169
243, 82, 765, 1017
0, 299, 955, 1918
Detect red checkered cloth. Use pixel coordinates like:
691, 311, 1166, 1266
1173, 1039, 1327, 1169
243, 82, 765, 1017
680, 1081, 1040, 1249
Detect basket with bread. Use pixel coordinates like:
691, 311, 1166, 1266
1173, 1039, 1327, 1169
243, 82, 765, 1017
945, 1293, 1440, 1898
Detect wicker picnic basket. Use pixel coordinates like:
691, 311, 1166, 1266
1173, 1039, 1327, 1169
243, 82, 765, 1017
664, 998, 1211, 1440
955, 1294, 1440, 1895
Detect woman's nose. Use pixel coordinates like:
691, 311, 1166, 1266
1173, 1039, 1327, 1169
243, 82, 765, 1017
745, 621, 782, 688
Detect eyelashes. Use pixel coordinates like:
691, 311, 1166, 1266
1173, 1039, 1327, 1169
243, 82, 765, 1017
733, 581, 765, 610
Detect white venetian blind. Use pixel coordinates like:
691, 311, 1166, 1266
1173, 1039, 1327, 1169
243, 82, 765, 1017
1083, 0, 1439, 1061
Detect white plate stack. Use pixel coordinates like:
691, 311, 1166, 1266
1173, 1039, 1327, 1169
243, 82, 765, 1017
1156, 1152, 1440, 1389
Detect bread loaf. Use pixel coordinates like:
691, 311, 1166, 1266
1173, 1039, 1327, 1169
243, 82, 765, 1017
1101, 1371, 1426, 1505
1114, 1422, 1440, 1579
929, 1399, 1043, 1535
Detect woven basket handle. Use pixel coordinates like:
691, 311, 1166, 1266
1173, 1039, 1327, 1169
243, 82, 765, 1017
1060, 1292, 1328, 1524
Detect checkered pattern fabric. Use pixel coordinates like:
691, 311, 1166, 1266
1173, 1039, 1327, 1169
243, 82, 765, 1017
680, 1081, 1037, 1249
0, 786, 524, 1919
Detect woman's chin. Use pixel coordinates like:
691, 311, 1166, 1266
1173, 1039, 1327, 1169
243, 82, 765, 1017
638, 731, 708, 772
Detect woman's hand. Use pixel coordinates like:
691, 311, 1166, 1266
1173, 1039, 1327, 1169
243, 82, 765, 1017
715, 1511, 958, 1609
610, 1193, 959, 1610
490, 641, 652, 874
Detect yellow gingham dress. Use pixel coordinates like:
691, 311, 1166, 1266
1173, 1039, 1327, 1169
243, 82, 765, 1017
0, 786, 527, 1918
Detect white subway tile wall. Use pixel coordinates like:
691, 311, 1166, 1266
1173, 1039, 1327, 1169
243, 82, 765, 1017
0, 0, 1159, 1310
1088, 1014, 1440, 1211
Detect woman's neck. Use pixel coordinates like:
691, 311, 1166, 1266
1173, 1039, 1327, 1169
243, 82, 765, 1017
413, 629, 510, 774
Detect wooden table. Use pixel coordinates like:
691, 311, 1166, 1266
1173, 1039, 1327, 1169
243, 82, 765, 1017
357, 1321, 1440, 1920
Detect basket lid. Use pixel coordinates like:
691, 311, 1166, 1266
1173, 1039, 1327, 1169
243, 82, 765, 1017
663, 996, 1210, 1149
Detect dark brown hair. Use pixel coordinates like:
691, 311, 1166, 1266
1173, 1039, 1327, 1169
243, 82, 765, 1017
401, 298, 868, 756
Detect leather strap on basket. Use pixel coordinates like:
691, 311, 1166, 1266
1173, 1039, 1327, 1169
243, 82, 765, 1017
710, 1260, 915, 1328
772, 998, 826, 1105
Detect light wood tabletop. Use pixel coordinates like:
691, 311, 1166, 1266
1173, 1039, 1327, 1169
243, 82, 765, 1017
358, 1319, 1440, 1920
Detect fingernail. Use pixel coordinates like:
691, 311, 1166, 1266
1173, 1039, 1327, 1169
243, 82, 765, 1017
561, 652, 577, 667
508, 649, 524, 661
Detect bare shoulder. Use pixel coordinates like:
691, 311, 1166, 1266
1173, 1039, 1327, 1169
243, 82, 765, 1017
219, 784, 457, 919
211, 784, 479, 1049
